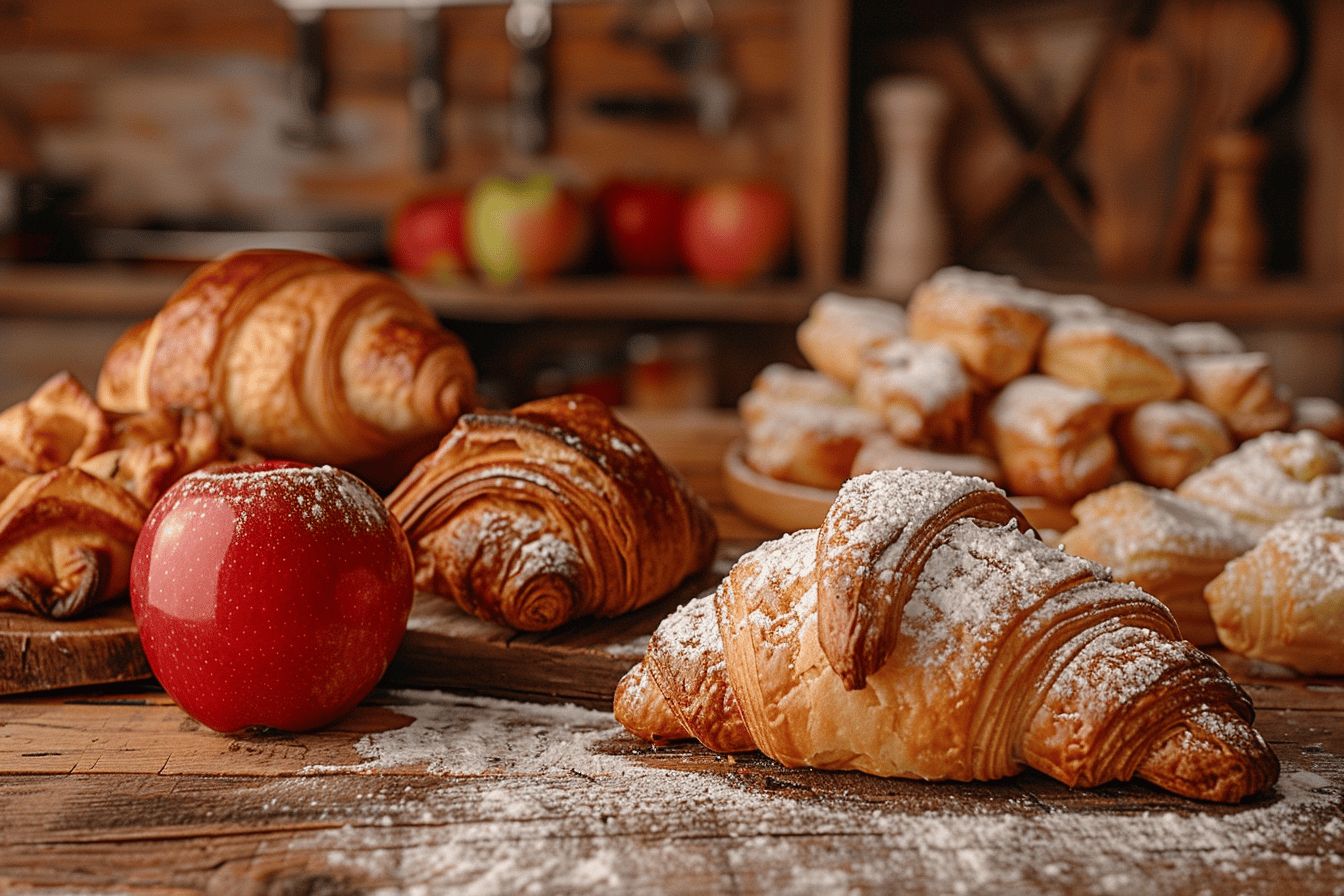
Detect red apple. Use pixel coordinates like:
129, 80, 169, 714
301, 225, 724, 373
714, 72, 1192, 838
680, 180, 792, 287
466, 173, 589, 285
599, 180, 685, 275
130, 461, 414, 733
389, 190, 471, 282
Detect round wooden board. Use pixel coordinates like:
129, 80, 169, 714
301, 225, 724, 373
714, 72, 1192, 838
722, 440, 1078, 535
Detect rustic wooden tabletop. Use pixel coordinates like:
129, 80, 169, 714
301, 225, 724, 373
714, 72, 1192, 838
2, 410, 1342, 895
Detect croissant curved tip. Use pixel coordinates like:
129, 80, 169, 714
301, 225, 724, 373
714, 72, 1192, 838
1138, 711, 1281, 803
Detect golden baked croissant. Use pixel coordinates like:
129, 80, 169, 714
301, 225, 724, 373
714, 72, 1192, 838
616, 470, 1277, 802
387, 394, 717, 631
1205, 518, 1344, 675
0, 373, 242, 618
1039, 317, 1184, 410
97, 249, 476, 477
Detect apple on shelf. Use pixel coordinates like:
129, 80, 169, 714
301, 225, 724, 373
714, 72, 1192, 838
681, 180, 792, 287
599, 179, 685, 276
389, 190, 471, 283
466, 172, 589, 286
130, 462, 414, 733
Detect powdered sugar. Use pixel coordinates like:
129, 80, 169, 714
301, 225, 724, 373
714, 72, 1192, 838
855, 338, 970, 415
989, 376, 1108, 446
294, 690, 1343, 896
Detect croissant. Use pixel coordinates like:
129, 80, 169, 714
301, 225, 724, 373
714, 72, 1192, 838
1204, 518, 1344, 675
0, 374, 242, 618
97, 249, 476, 477
1038, 317, 1184, 410
387, 394, 717, 631
616, 469, 1279, 803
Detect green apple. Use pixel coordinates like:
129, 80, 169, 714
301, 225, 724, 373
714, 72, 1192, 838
466, 173, 588, 285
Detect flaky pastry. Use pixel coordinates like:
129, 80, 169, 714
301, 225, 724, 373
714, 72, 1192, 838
1061, 483, 1257, 645
1116, 400, 1233, 489
616, 470, 1278, 802
796, 293, 907, 387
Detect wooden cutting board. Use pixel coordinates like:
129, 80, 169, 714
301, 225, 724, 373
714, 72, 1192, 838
0, 541, 753, 705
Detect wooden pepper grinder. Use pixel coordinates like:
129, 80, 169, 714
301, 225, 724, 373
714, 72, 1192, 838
864, 77, 953, 297
1197, 130, 1269, 288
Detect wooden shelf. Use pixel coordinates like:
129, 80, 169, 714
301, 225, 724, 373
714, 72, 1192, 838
0, 265, 817, 325
1032, 279, 1344, 327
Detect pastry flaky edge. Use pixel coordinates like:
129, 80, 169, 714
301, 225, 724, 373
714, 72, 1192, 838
1205, 517, 1344, 676
387, 393, 718, 632
615, 469, 1279, 803
0, 372, 245, 618
1060, 482, 1257, 646
96, 248, 476, 479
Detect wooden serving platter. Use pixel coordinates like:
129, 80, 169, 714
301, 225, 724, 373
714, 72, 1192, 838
723, 439, 1079, 534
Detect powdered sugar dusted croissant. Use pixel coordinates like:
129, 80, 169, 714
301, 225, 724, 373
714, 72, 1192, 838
616, 469, 1279, 803
387, 394, 717, 631
97, 249, 475, 475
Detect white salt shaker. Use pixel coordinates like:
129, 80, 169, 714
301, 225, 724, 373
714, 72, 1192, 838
864, 76, 953, 297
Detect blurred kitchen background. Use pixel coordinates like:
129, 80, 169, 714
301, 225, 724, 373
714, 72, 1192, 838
1, 0, 1341, 409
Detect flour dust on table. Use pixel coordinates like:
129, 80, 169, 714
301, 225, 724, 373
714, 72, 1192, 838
295, 690, 1343, 896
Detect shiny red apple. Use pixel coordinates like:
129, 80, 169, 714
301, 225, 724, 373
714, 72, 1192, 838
680, 180, 792, 287
130, 461, 414, 733
599, 180, 684, 275
389, 190, 471, 282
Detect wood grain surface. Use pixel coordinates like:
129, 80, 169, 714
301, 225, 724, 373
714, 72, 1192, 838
2, 409, 1342, 894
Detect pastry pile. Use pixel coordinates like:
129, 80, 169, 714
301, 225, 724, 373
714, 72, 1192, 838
615, 469, 1280, 802
1, 249, 718, 632
743, 267, 1344, 506
1062, 429, 1344, 671
0, 373, 249, 617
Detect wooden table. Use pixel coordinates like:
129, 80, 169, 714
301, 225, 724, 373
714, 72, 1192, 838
2, 411, 1343, 895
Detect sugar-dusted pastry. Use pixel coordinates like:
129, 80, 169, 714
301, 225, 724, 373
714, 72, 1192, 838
853, 338, 972, 448
986, 375, 1117, 503
851, 432, 1003, 484
0, 374, 242, 618
1039, 317, 1184, 410
795, 292, 907, 387
97, 249, 476, 476
1116, 400, 1233, 489
1166, 321, 1245, 357
1061, 482, 1256, 645
1205, 518, 1344, 675
386, 394, 717, 631
1292, 396, 1344, 442
1184, 352, 1292, 440
740, 366, 882, 489
615, 470, 1278, 803
1177, 430, 1344, 536
906, 267, 1052, 387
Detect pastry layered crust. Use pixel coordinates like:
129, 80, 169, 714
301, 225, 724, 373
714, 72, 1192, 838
1039, 318, 1184, 410
986, 375, 1117, 503
796, 293, 907, 387
615, 469, 1279, 803
0, 373, 243, 617
97, 249, 476, 474
387, 394, 717, 631
1116, 400, 1233, 489
906, 268, 1051, 388
1205, 518, 1344, 675
1061, 482, 1256, 645
853, 338, 972, 449
739, 365, 882, 489
1184, 352, 1292, 441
